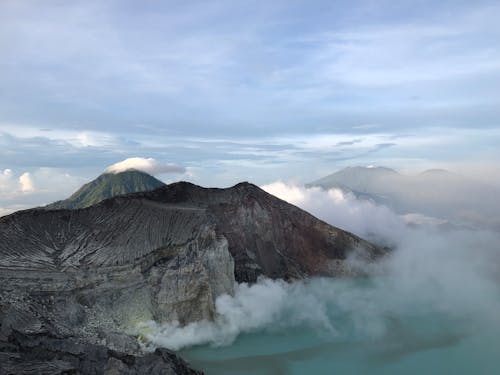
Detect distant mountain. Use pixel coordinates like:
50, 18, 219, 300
46, 170, 166, 209
308, 166, 399, 206
309, 166, 398, 192
309, 166, 500, 230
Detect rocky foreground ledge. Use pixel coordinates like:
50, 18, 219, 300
0, 182, 383, 374
1, 331, 201, 374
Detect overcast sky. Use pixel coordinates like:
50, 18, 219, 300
1, 0, 500, 214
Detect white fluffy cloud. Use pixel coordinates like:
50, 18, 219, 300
19, 172, 34, 192
2, 169, 37, 195
105, 157, 185, 175
0, 169, 15, 191
0, 168, 85, 216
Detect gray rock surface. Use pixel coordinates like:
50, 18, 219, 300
0, 198, 235, 330
0, 331, 202, 375
0, 181, 383, 374
130, 181, 384, 282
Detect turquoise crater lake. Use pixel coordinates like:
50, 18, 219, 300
174, 276, 500, 375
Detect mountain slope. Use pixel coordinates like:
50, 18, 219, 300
0, 180, 384, 373
5, 181, 384, 283
46, 170, 166, 209
307, 166, 399, 206
308, 166, 399, 193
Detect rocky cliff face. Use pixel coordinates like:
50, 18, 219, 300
132, 181, 384, 282
0, 181, 383, 374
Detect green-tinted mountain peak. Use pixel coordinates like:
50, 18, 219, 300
46, 170, 166, 209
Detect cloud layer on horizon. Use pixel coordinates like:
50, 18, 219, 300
0, 0, 499, 212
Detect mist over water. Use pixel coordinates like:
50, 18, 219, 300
140, 183, 500, 374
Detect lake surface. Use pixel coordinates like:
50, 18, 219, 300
180, 322, 500, 374
175, 277, 500, 375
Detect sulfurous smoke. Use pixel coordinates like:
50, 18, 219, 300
139, 182, 500, 352
261, 181, 407, 244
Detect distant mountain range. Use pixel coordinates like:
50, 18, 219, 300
309, 166, 500, 230
46, 170, 166, 209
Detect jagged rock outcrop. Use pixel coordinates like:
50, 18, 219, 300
0, 181, 383, 374
0, 330, 202, 375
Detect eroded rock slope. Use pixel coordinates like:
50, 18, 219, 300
0, 181, 383, 374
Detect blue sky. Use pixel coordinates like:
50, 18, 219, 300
1, 0, 500, 213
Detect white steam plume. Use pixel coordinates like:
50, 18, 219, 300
137, 278, 335, 351
134, 182, 500, 352
138, 228, 500, 351
261, 181, 407, 243
136, 182, 500, 350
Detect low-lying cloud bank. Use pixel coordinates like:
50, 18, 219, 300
140, 182, 500, 351
105, 157, 185, 175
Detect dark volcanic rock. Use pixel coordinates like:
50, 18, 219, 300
0, 293, 203, 374
2, 181, 382, 284
0, 332, 202, 375
132, 181, 384, 282
0, 181, 383, 374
